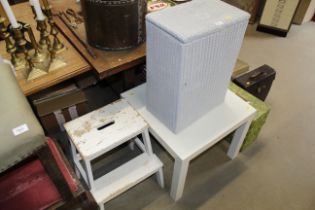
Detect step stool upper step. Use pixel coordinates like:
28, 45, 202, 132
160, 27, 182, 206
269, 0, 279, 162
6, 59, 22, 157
64, 99, 148, 159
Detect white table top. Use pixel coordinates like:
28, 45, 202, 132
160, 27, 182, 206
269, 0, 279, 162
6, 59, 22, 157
121, 84, 256, 160
64, 99, 147, 159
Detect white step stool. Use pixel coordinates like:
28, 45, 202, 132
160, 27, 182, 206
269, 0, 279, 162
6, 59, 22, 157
64, 99, 164, 210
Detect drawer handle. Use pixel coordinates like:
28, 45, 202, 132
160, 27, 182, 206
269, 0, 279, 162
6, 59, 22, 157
97, 121, 115, 130
249, 71, 266, 80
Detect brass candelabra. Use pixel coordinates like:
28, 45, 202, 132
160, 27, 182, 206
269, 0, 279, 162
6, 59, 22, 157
11, 25, 31, 75
0, 17, 21, 68
42, 4, 65, 54
25, 24, 50, 72
0, 1, 67, 81
36, 19, 51, 50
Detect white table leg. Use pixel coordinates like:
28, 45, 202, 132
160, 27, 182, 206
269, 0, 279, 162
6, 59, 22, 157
170, 159, 189, 201
227, 118, 252, 159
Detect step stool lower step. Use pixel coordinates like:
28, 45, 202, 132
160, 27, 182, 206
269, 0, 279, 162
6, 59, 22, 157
91, 153, 163, 204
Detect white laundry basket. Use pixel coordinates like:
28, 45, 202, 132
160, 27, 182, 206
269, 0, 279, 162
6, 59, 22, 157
146, 0, 250, 133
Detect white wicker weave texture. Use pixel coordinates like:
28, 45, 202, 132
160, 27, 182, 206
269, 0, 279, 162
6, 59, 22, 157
146, 0, 250, 133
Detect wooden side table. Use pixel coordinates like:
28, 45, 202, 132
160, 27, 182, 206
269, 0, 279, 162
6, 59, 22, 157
122, 84, 256, 201
50, 0, 146, 80
64, 99, 164, 210
0, 2, 91, 96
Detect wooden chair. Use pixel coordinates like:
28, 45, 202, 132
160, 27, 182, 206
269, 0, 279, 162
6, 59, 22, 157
0, 60, 97, 209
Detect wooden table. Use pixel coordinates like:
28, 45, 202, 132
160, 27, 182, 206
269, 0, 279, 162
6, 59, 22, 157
122, 84, 256, 201
51, 0, 247, 88
50, 0, 146, 80
1, 1, 250, 96
0, 2, 91, 96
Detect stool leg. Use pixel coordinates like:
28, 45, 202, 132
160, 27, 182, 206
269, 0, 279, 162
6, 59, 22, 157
129, 139, 135, 151
156, 167, 165, 188
84, 159, 95, 190
142, 128, 153, 155
99, 203, 105, 210
70, 141, 80, 178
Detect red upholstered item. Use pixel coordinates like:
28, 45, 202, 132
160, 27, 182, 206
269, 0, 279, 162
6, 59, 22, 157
0, 139, 78, 210
0, 159, 62, 210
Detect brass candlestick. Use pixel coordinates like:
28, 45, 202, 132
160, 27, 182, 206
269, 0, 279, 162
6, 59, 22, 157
42, 4, 65, 54
2, 32, 21, 67
41, 0, 50, 9
0, 17, 26, 70
10, 25, 30, 72
0, 17, 7, 34
24, 24, 50, 73
30, 5, 37, 19
36, 19, 51, 50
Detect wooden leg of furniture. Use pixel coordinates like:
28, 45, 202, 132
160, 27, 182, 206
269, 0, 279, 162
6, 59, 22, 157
122, 67, 136, 90
170, 159, 189, 201
227, 118, 253, 159
36, 145, 73, 201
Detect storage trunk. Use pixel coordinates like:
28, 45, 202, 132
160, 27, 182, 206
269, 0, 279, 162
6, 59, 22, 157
233, 65, 276, 101
146, 0, 249, 133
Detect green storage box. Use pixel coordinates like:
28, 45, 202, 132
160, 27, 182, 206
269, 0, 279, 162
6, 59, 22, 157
227, 82, 271, 151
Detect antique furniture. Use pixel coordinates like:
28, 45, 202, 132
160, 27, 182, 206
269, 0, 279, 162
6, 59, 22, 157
122, 84, 256, 201
0, 59, 95, 209
145, 0, 249, 133
64, 99, 164, 210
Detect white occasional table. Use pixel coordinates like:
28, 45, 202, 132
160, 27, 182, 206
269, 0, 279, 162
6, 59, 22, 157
121, 84, 256, 201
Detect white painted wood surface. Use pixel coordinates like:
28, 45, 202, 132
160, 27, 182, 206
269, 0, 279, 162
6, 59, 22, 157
91, 153, 163, 204
122, 84, 256, 160
146, 0, 249, 133
121, 84, 256, 201
65, 99, 165, 209
64, 99, 147, 160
